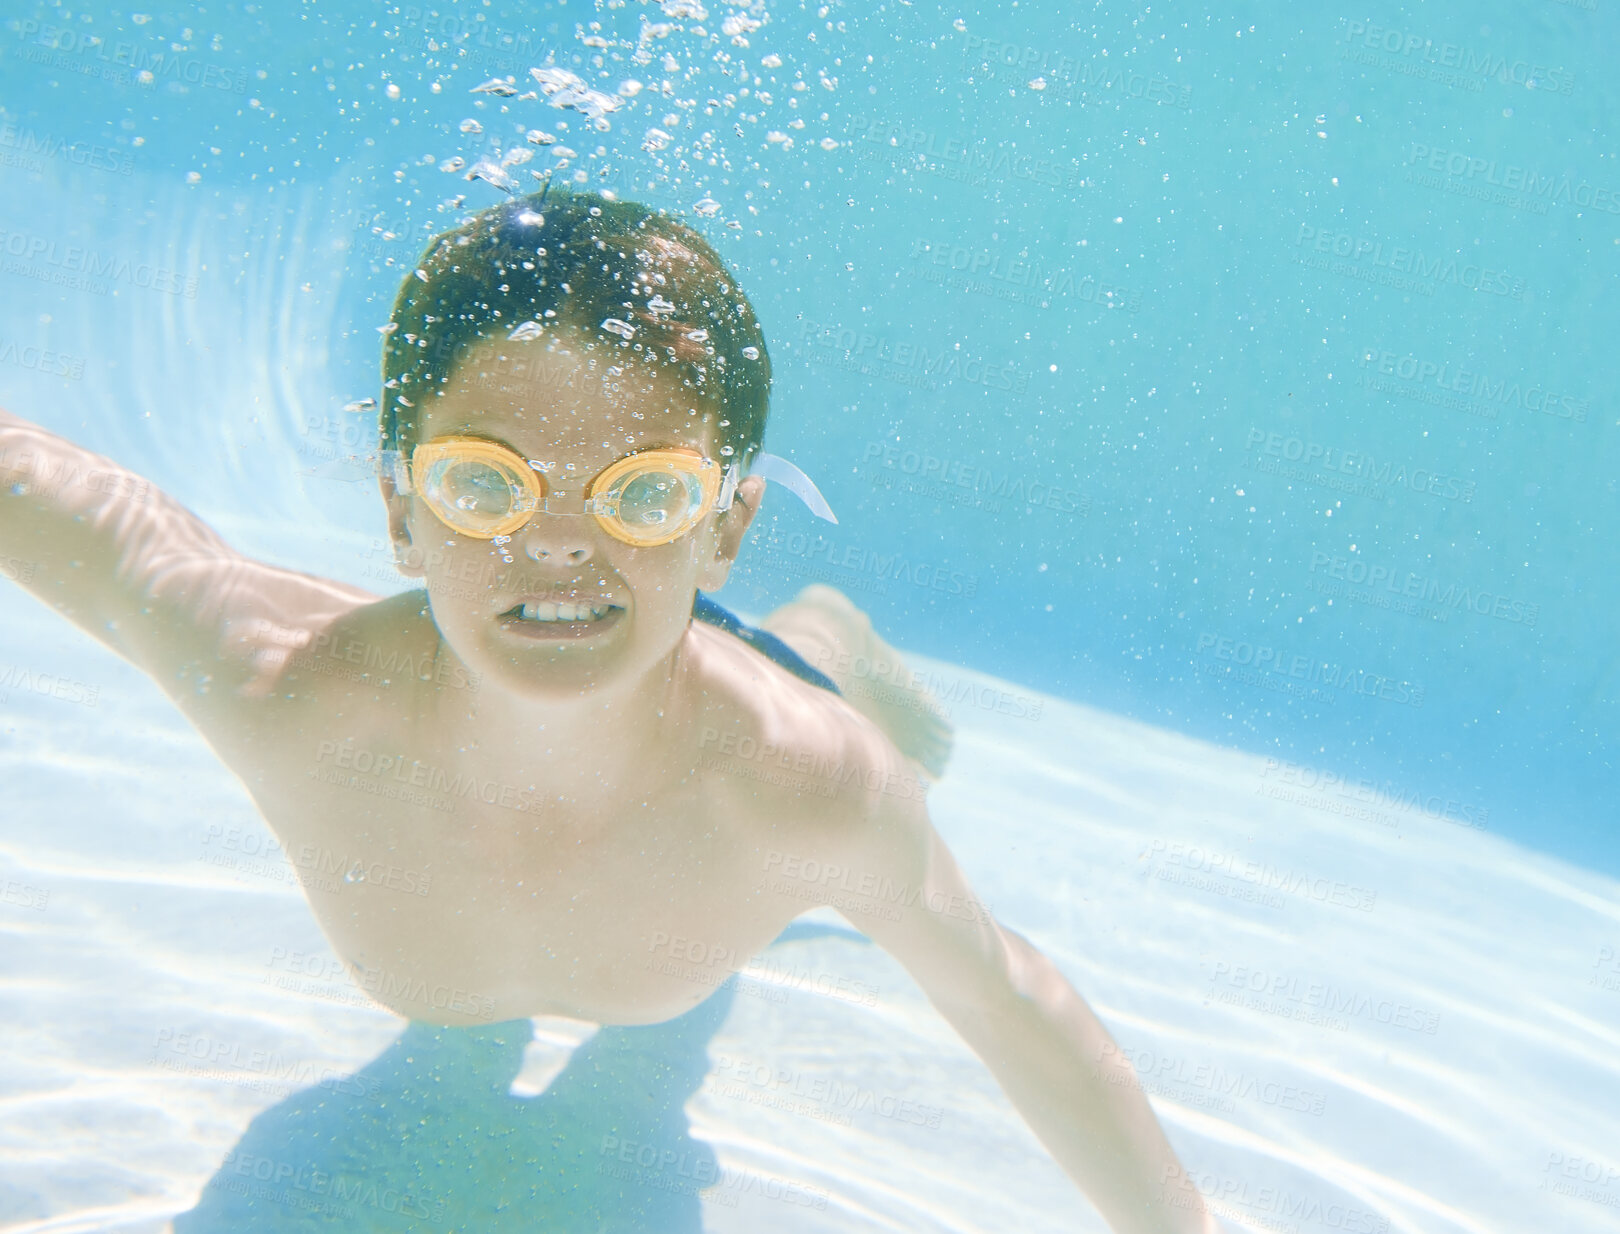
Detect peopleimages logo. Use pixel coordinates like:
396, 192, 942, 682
847, 116, 1083, 194
1161, 1164, 1391, 1234
0, 123, 133, 175
0, 226, 199, 298
1258, 758, 1489, 831
251, 618, 483, 693
796, 320, 1030, 393
751, 527, 978, 598
149, 1029, 384, 1097
13, 19, 251, 93
1244, 428, 1476, 504
1198, 631, 1425, 708
0, 440, 152, 504
1307, 551, 1538, 627
0, 338, 85, 380
1204, 960, 1441, 1034
960, 35, 1192, 110
906, 237, 1144, 314
1404, 143, 1620, 214
1097, 1042, 1330, 1116
1356, 348, 1589, 424
1, 877, 49, 911
399, 7, 551, 66
707, 1052, 946, 1129
1142, 838, 1378, 912
208, 1151, 443, 1223
1337, 19, 1575, 94
1294, 224, 1525, 299
0, 662, 100, 708
861, 441, 1085, 514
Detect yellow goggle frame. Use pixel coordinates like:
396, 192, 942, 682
389, 436, 732, 547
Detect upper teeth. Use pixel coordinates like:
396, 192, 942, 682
519, 601, 612, 622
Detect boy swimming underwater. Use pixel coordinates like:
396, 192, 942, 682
0, 188, 1217, 1234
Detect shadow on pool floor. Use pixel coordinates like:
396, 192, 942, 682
173, 924, 861, 1232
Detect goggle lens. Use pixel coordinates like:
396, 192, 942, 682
609, 467, 706, 543
420, 454, 531, 536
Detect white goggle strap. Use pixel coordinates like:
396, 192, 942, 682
724, 451, 838, 524
378, 449, 414, 494
716, 456, 741, 512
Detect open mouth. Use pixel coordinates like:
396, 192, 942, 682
492, 595, 625, 634
501, 600, 623, 624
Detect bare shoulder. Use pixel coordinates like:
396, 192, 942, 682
688, 623, 1006, 1006
684, 616, 929, 846
693, 624, 1003, 1008
269, 588, 444, 692
187, 586, 437, 749
125, 553, 381, 700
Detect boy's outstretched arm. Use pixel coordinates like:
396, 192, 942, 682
839, 755, 1218, 1234
0, 407, 378, 712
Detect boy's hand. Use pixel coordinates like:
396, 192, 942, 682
838, 753, 1215, 1234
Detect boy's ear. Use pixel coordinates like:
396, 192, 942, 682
378, 471, 427, 578
698, 474, 765, 592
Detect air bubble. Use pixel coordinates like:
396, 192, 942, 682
466, 159, 519, 192
529, 67, 623, 122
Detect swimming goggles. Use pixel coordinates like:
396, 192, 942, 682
381, 436, 837, 547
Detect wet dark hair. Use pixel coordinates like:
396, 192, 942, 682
379, 186, 771, 466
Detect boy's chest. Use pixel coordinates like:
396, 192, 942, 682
253, 731, 823, 1024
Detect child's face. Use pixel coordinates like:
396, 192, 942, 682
380, 331, 763, 698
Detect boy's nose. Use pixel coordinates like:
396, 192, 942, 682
518, 515, 594, 566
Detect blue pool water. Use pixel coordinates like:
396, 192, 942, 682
1, 1, 1617, 1231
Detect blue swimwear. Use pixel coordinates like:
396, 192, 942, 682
692, 590, 842, 696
